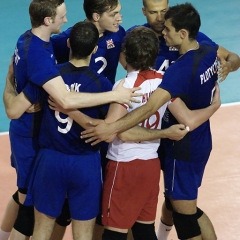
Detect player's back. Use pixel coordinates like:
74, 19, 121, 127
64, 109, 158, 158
51, 26, 126, 84
39, 63, 112, 155
161, 43, 218, 162
107, 69, 168, 162
10, 30, 44, 137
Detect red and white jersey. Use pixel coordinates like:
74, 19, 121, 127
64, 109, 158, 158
107, 69, 168, 162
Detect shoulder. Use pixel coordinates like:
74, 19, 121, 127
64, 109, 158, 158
126, 23, 149, 34
199, 42, 218, 52
105, 25, 126, 38
56, 62, 70, 71
197, 31, 218, 49
51, 27, 72, 41
83, 68, 113, 91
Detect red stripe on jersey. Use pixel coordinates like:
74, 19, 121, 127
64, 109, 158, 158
133, 70, 163, 88
121, 103, 128, 109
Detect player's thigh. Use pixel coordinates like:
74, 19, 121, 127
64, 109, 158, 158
32, 208, 56, 239
67, 152, 102, 221
9, 132, 39, 189
164, 158, 207, 200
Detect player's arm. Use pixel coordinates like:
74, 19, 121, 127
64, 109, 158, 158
50, 95, 128, 142
48, 96, 103, 129
3, 60, 33, 119
117, 124, 187, 142
43, 77, 141, 110
81, 87, 172, 145
217, 46, 240, 82
168, 83, 221, 131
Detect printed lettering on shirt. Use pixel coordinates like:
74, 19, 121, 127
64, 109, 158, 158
56, 83, 81, 134
200, 57, 218, 85
14, 47, 20, 65
106, 39, 115, 49
163, 109, 169, 123
157, 59, 170, 72
140, 111, 161, 129
142, 90, 154, 103
95, 56, 107, 74
169, 46, 178, 51
65, 83, 81, 92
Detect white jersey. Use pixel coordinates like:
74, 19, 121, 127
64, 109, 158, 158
107, 70, 168, 162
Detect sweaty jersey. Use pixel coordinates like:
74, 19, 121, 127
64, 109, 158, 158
159, 43, 218, 162
107, 70, 168, 162
127, 23, 218, 73
10, 30, 59, 137
51, 26, 126, 84
39, 64, 112, 155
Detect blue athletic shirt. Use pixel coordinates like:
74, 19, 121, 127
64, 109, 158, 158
39, 64, 112, 155
10, 30, 60, 137
51, 25, 126, 84
159, 42, 218, 162
127, 23, 218, 73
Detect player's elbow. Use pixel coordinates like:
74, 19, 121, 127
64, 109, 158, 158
183, 120, 200, 132
55, 97, 72, 110
117, 132, 128, 142
5, 109, 22, 119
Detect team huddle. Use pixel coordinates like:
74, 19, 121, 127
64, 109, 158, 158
1, 0, 240, 240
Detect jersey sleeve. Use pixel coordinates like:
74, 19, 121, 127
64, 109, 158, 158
158, 62, 190, 98
112, 78, 137, 111
98, 75, 113, 92
22, 81, 42, 104
126, 25, 141, 35
27, 49, 60, 86
197, 31, 219, 50
51, 27, 72, 63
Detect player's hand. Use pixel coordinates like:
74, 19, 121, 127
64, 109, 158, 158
217, 54, 231, 82
211, 82, 221, 110
48, 96, 75, 115
81, 121, 117, 145
26, 101, 42, 113
165, 124, 189, 141
113, 79, 142, 108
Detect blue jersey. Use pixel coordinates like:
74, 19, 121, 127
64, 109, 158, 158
51, 26, 126, 84
39, 63, 112, 155
10, 30, 59, 137
159, 43, 218, 162
127, 23, 218, 73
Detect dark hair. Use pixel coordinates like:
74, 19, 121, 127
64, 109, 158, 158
29, 0, 64, 28
122, 26, 159, 71
165, 2, 201, 39
69, 21, 99, 59
83, 0, 119, 20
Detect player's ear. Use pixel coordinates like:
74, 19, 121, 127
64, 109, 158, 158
92, 12, 100, 22
92, 45, 98, 54
142, 7, 146, 16
67, 38, 70, 48
43, 16, 52, 26
179, 29, 188, 39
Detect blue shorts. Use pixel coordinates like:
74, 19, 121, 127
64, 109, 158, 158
28, 148, 102, 220
164, 156, 210, 200
9, 131, 39, 189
